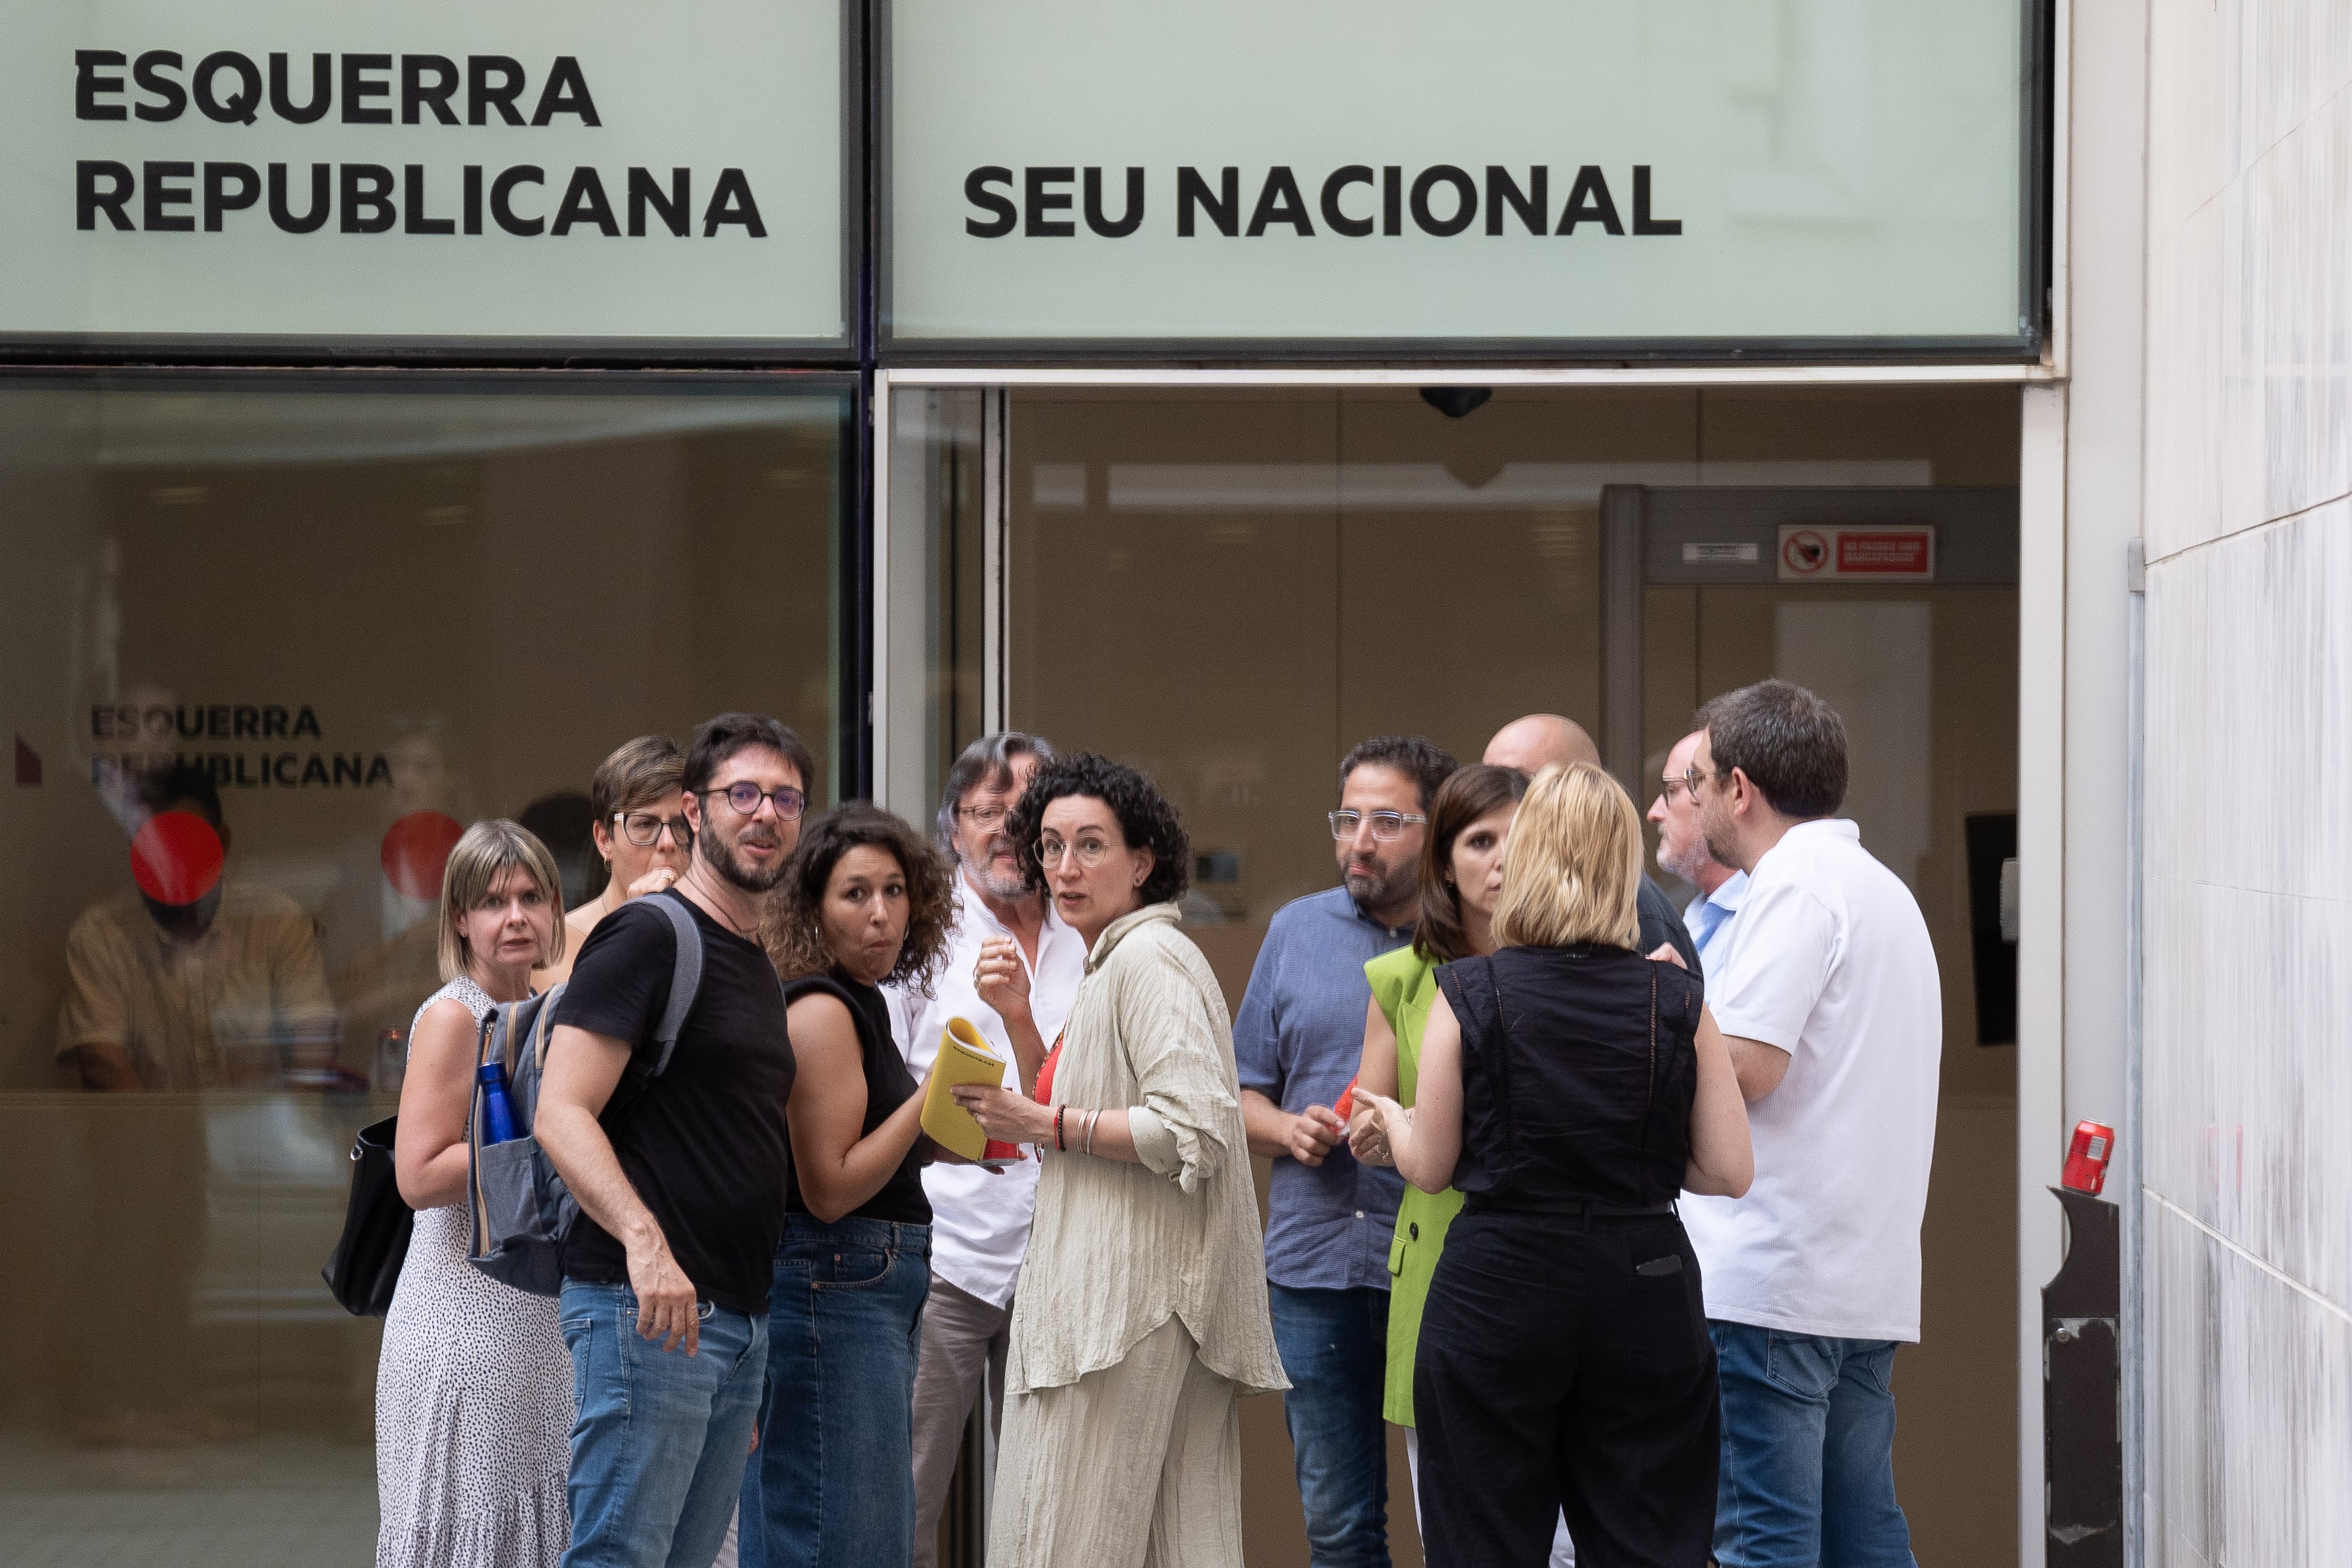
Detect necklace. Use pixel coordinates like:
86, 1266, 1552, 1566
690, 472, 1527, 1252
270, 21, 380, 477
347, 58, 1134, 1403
683, 870, 760, 939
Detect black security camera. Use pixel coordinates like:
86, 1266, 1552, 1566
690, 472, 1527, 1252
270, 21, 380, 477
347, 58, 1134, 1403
1419, 386, 1493, 419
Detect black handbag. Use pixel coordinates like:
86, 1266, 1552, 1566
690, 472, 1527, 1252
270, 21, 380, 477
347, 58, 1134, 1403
323, 1114, 414, 1317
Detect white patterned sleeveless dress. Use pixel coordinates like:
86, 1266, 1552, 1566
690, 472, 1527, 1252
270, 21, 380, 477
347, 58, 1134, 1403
376, 976, 571, 1568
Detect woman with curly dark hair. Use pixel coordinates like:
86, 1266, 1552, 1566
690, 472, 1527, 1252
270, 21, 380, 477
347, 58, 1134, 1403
740, 802, 955, 1568
952, 754, 1286, 1568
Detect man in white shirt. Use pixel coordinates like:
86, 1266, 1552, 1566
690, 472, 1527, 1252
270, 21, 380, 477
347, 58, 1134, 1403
1681, 680, 1941, 1568
1649, 728, 1748, 975
888, 733, 1087, 1568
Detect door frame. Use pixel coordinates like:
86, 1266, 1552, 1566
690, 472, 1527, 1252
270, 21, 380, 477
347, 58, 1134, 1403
872, 361, 2069, 1568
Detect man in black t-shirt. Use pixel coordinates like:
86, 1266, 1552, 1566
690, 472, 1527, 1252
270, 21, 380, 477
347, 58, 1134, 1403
539, 712, 810, 1568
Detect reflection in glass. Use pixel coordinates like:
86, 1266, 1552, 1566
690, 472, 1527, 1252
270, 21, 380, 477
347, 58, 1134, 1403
0, 377, 849, 1562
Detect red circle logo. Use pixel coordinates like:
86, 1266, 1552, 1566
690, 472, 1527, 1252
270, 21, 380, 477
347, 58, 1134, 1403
382, 811, 466, 902
1783, 529, 1830, 575
130, 810, 225, 906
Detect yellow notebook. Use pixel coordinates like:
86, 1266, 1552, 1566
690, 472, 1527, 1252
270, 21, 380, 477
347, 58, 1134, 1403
920, 1017, 1014, 1162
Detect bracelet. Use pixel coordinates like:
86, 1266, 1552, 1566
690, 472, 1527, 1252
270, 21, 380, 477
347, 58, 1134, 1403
1055, 1106, 1068, 1152
1083, 1108, 1101, 1156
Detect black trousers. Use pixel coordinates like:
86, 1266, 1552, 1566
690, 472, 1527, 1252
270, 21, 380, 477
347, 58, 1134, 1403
1415, 1209, 1719, 1568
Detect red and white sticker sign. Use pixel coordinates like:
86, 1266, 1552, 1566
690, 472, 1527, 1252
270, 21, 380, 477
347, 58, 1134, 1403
1777, 525, 1935, 582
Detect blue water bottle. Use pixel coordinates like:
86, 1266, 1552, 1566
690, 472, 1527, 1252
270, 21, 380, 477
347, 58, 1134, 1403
478, 1061, 519, 1145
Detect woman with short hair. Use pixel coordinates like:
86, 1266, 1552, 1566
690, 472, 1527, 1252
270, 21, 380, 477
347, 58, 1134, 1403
535, 734, 692, 988
739, 803, 957, 1568
377, 819, 572, 1568
952, 752, 1286, 1568
1358, 763, 1753, 1568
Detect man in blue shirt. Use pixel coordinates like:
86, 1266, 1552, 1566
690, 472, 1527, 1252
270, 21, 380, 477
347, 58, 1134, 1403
1652, 727, 1749, 975
1236, 734, 1458, 1568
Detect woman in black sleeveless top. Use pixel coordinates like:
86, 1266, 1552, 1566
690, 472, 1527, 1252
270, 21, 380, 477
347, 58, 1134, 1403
743, 804, 956, 1568
1360, 763, 1752, 1568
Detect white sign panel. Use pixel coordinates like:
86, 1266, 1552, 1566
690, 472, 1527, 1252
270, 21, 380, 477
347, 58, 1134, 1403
3, 1, 848, 346
887, 0, 2032, 349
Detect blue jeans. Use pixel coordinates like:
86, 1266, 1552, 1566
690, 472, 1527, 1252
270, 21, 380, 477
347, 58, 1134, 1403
739, 1215, 932, 1568
558, 1279, 768, 1568
1268, 1283, 1391, 1568
1710, 1321, 1916, 1568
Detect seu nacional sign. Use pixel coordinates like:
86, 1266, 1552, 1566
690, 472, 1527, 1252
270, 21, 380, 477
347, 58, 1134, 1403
884, 0, 2039, 355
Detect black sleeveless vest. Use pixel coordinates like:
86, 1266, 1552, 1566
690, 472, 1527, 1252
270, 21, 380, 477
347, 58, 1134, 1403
1435, 944, 1702, 1212
781, 972, 932, 1225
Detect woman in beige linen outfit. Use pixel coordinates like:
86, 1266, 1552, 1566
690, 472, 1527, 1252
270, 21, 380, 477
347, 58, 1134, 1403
955, 752, 1287, 1568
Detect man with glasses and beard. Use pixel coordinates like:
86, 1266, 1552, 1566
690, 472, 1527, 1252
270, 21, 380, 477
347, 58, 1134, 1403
885, 734, 1088, 1568
1650, 728, 1749, 978
1235, 735, 1458, 1568
538, 713, 811, 1568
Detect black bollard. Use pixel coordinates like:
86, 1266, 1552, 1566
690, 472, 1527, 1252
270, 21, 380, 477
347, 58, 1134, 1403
2042, 1185, 2121, 1566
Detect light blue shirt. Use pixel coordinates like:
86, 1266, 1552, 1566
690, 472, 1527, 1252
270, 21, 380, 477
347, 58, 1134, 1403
1232, 886, 1410, 1292
1684, 870, 1750, 981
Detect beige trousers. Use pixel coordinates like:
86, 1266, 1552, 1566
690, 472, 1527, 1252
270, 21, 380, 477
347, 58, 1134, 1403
986, 1317, 1243, 1568
912, 1276, 1014, 1568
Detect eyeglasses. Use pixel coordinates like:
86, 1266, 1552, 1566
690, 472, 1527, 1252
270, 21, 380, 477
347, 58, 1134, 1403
1660, 766, 1718, 806
957, 804, 1011, 832
698, 782, 809, 821
615, 812, 694, 848
1328, 810, 1429, 842
1037, 834, 1114, 870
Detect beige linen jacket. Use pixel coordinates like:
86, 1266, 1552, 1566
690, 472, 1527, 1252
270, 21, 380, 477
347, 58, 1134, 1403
1004, 902, 1287, 1396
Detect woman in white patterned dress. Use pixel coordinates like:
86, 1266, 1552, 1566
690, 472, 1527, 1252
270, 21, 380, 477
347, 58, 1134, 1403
377, 819, 574, 1568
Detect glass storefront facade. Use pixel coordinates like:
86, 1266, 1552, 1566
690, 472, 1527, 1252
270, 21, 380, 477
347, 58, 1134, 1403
0, 5, 2053, 1566
0, 376, 852, 1561
887, 383, 2024, 1563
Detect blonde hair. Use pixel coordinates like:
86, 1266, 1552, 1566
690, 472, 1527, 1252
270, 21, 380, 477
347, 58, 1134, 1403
1489, 763, 1644, 951
438, 819, 567, 981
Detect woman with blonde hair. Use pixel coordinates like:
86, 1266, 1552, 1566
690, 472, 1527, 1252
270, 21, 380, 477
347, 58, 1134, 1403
1357, 763, 1752, 1568
377, 819, 573, 1568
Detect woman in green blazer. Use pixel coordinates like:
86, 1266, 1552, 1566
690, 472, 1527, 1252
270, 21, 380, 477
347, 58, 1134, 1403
1345, 764, 1528, 1514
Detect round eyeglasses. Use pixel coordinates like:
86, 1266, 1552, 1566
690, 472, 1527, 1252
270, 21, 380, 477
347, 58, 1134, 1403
698, 782, 808, 821
1037, 834, 1114, 869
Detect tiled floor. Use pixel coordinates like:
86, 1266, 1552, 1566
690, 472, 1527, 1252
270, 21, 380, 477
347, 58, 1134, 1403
0, 1429, 376, 1567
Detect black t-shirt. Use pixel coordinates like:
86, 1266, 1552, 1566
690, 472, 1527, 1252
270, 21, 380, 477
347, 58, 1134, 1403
781, 972, 932, 1226
552, 889, 795, 1317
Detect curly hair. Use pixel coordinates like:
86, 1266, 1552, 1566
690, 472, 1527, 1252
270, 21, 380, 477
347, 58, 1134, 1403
760, 803, 956, 995
1006, 752, 1191, 908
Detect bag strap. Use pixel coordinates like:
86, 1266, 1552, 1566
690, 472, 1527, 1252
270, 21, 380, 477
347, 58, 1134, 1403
646, 893, 704, 1078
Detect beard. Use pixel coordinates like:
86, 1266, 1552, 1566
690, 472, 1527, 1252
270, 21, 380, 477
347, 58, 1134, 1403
700, 817, 787, 893
967, 856, 1030, 900
962, 829, 1031, 900
1657, 828, 1707, 885
1700, 822, 1738, 873
1345, 861, 1413, 914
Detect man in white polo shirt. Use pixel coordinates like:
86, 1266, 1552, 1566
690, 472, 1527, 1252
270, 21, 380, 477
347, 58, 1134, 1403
1681, 680, 1941, 1568
888, 733, 1086, 1568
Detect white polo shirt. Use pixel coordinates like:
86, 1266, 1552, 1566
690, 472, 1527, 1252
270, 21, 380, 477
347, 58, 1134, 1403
1681, 819, 1942, 1343
885, 874, 1086, 1308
